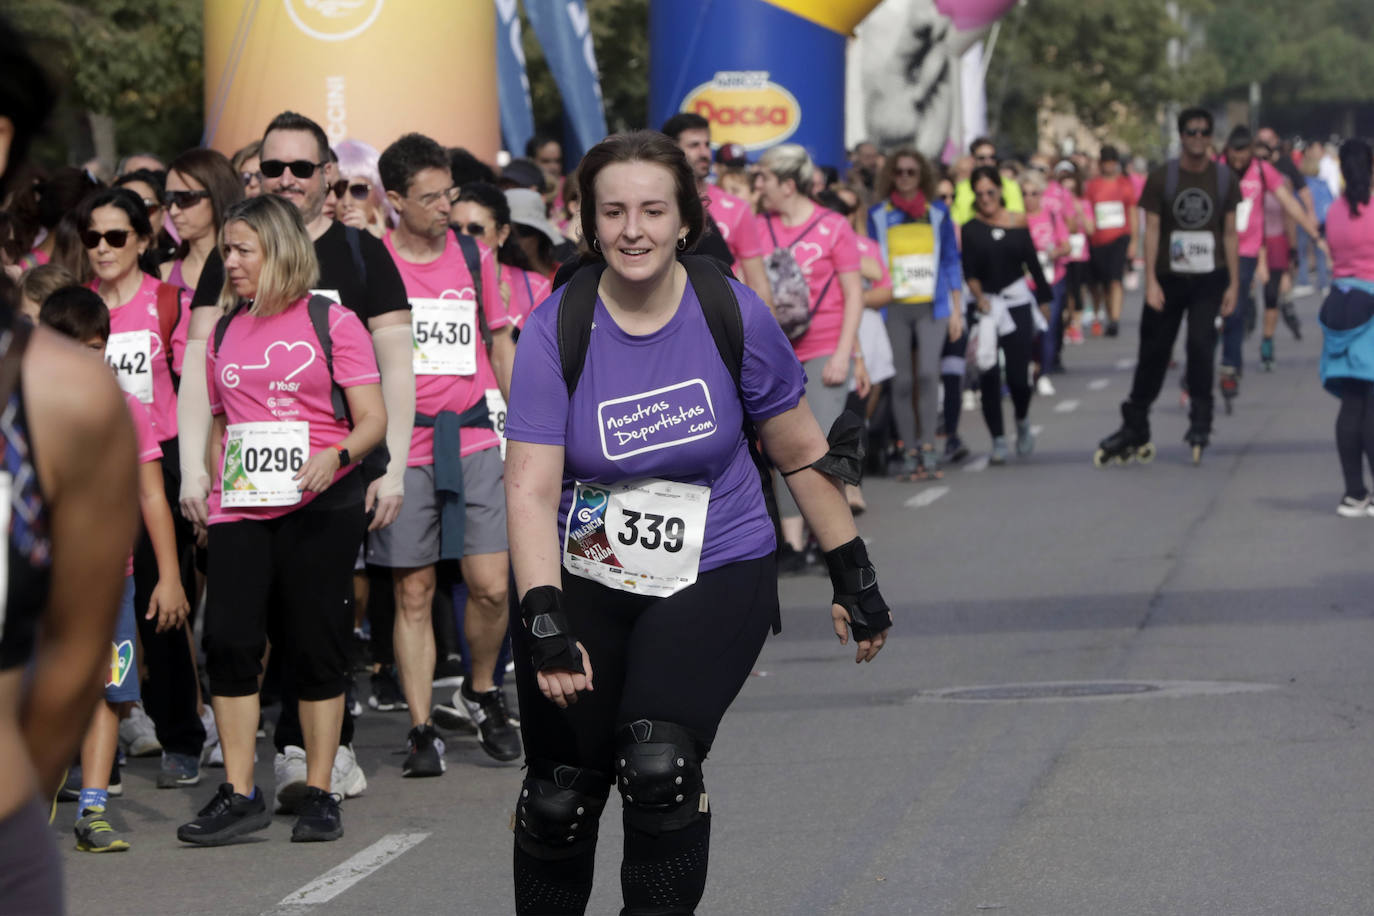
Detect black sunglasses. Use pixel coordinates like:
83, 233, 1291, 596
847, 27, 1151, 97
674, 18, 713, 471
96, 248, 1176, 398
894, 167, 919, 177
454, 221, 491, 237
82, 229, 131, 249
326, 180, 371, 201
1182, 127, 1213, 138
163, 189, 211, 209
259, 159, 327, 179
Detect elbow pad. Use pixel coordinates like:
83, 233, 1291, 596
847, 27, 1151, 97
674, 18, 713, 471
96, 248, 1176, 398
176, 339, 211, 501
371, 323, 416, 499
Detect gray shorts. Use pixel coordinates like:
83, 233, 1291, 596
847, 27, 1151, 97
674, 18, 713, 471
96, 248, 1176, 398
366, 447, 508, 568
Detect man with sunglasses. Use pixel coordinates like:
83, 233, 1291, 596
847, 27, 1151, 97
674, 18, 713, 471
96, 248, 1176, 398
1096, 108, 1241, 466
951, 137, 1024, 225
183, 111, 415, 810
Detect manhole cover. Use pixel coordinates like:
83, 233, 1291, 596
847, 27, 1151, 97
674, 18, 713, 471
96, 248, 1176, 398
917, 680, 1277, 703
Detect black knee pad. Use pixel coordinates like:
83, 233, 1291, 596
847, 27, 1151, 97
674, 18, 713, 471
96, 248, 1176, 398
513, 760, 609, 860
614, 719, 708, 835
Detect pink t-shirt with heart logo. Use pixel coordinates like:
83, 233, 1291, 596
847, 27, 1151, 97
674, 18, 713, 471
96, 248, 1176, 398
763, 207, 861, 363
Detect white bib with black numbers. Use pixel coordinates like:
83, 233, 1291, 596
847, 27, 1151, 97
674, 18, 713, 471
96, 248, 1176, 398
1236, 199, 1254, 234
1094, 201, 1126, 231
105, 330, 154, 404
1169, 231, 1216, 274
410, 297, 477, 376
1069, 233, 1087, 260
486, 388, 507, 459
1037, 250, 1053, 277
220, 421, 308, 508
562, 478, 710, 597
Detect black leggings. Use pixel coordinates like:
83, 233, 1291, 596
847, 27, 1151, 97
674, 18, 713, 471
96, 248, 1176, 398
204, 476, 365, 702
511, 554, 778, 915
1336, 380, 1374, 500
0, 799, 62, 915
980, 304, 1035, 438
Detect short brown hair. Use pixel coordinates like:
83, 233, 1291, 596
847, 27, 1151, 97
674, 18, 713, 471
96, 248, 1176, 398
18, 262, 77, 308
218, 195, 318, 316
578, 130, 705, 258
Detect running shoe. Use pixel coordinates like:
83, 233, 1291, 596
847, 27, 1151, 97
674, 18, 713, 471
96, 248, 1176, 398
1292, 283, 1315, 298
402, 724, 446, 778
1016, 419, 1036, 457
345, 679, 363, 718
1066, 324, 1084, 346
943, 436, 970, 465
74, 806, 130, 853
432, 653, 467, 689
776, 544, 808, 575
459, 683, 522, 762
431, 684, 478, 735
368, 667, 408, 712
1105, 320, 1120, 338
290, 787, 343, 843
274, 745, 309, 814
118, 703, 161, 757
1337, 495, 1371, 518
989, 436, 1010, 466
176, 783, 269, 846
1036, 374, 1056, 396
1091, 319, 1103, 338
157, 750, 201, 788
109, 757, 122, 797
1280, 298, 1302, 339
332, 744, 367, 799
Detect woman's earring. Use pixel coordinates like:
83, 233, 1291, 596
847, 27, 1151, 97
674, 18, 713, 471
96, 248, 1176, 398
593, 237, 601, 252
677, 236, 687, 250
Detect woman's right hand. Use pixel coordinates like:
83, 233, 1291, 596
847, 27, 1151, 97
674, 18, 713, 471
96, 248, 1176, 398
180, 474, 211, 530
948, 310, 964, 342
536, 641, 594, 709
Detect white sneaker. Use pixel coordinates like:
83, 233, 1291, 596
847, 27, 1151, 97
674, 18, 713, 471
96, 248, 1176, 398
1337, 495, 1371, 518
274, 745, 309, 814
1036, 375, 1056, 396
118, 703, 161, 757
200, 707, 219, 762
1292, 283, 1316, 298
331, 744, 367, 799
962, 389, 978, 412
205, 742, 224, 767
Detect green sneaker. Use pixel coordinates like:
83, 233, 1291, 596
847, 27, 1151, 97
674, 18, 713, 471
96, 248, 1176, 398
75, 806, 130, 853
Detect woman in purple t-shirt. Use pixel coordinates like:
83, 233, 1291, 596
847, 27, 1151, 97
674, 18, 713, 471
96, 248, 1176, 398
503, 131, 892, 915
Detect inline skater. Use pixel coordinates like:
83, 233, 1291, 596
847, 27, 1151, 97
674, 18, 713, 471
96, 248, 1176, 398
1094, 108, 1239, 467
503, 129, 891, 916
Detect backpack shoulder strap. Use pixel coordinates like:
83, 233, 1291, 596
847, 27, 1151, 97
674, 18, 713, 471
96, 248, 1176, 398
307, 294, 348, 422
212, 301, 247, 353
453, 230, 492, 350
1216, 161, 1232, 206
681, 255, 744, 393
1165, 159, 1180, 204
763, 213, 780, 249
556, 262, 608, 396
344, 225, 368, 287
155, 282, 183, 372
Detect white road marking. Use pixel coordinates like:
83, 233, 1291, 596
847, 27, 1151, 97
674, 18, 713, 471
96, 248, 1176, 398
964, 455, 990, 473
904, 485, 949, 509
1115, 358, 1136, 371
1054, 399, 1080, 413
1088, 378, 1110, 391
1031, 425, 1044, 437
274, 833, 431, 908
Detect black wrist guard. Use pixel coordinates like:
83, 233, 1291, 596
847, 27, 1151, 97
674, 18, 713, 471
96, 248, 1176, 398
520, 586, 584, 674
822, 537, 893, 642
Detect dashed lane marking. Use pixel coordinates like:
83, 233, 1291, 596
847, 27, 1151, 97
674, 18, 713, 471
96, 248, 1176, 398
1115, 358, 1136, 371
271, 832, 431, 911
1088, 378, 1110, 391
904, 485, 949, 509
1054, 399, 1080, 413
964, 455, 990, 473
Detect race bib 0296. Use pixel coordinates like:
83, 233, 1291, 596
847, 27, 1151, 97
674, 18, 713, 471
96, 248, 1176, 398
221, 421, 308, 508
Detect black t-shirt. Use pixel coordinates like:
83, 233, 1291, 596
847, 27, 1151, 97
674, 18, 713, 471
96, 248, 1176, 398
192, 221, 409, 323
1139, 161, 1241, 277
1273, 155, 1304, 194
960, 219, 1052, 303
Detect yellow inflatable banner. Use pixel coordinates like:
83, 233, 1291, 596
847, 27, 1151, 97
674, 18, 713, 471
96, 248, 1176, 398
204, 1, 499, 160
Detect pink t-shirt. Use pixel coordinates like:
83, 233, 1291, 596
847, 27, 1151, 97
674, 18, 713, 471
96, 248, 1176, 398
206, 297, 380, 524
855, 236, 892, 291
500, 263, 553, 330
705, 184, 767, 263
125, 391, 163, 576
762, 207, 861, 363
1026, 207, 1069, 287
1236, 159, 1285, 258
1326, 199, 1374, 281
98, 272, 188, 443
384, 232, 509, 464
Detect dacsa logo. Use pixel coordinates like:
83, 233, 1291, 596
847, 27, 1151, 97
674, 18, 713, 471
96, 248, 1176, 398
681, 72, 801, 151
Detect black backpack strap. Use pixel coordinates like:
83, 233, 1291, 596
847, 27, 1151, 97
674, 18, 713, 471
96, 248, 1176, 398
1217, 161, 1232, 211
212, 301, 248, 353
307, 294, 349, 422
1165, 158, 1180, 205
344, 225, 368, 287
556, 262, 608, 396
680, 255, 744, 393
453, 230, 493, 350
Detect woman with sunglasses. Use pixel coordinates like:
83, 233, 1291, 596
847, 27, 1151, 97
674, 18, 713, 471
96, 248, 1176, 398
1019, 168, 1070, 395
453, 181, 552, 331
866, 147, 963, 479
334, 139, 393, 239
160, 148, 243, 294
962, 166, 1052, 464
231, 142, 262, 200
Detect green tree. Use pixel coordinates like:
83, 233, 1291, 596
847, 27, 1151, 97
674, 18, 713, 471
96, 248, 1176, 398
1, 0, 203, 170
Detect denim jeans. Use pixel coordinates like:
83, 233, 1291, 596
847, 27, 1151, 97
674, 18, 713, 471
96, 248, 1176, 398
1297, 229, 1331, 291
1219, 256, 1259, 373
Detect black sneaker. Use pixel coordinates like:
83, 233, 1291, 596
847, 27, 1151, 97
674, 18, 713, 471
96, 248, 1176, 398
943, 436, 970, 465
290, 786, 343, 842
109, 756, 122, 797
402, 724, 446, 777
777, 544, 807, 575
368, 666, 408, 712
459, 683, 522, 762
176, 783, 269, 846
1105, 320, 1120, 338
432, 653, 466, 689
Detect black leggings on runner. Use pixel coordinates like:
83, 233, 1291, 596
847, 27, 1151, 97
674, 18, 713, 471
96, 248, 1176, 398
1335, 380, 1374, 500
980, 304, 1035, 438
0, 799, 62, 915
510, 554, 778, 915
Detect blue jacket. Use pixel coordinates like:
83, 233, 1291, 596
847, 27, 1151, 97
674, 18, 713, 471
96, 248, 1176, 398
866, 199, 962, 319
1320, 282, 1374, 396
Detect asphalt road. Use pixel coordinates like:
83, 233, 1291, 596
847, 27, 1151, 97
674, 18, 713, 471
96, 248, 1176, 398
59, 285, 1374, 915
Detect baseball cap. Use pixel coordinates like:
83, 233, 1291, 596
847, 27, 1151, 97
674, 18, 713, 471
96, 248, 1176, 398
500, 158, 546, 194
714, 143, 748, 167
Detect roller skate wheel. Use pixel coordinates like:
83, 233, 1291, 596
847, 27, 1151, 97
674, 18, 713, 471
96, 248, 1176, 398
1137, 442, 1156, 463
1114, 453, 1131, 466
1092, 448, 1109, 468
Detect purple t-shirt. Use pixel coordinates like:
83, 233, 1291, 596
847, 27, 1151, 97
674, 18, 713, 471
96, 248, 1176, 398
506, 276, 806, 573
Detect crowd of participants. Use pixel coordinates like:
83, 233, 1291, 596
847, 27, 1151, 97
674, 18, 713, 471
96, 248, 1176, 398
2, 58, 1372, 913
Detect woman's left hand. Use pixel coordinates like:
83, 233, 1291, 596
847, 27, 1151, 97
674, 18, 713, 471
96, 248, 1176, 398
853, 360, 871, 399
822, 353, 849, 387
295, 448, 341, 494
831, 602, 889, 663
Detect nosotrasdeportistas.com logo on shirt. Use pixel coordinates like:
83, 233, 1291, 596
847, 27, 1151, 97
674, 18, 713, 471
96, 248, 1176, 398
598, 380, 718, 461
284, 0, 385, 42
